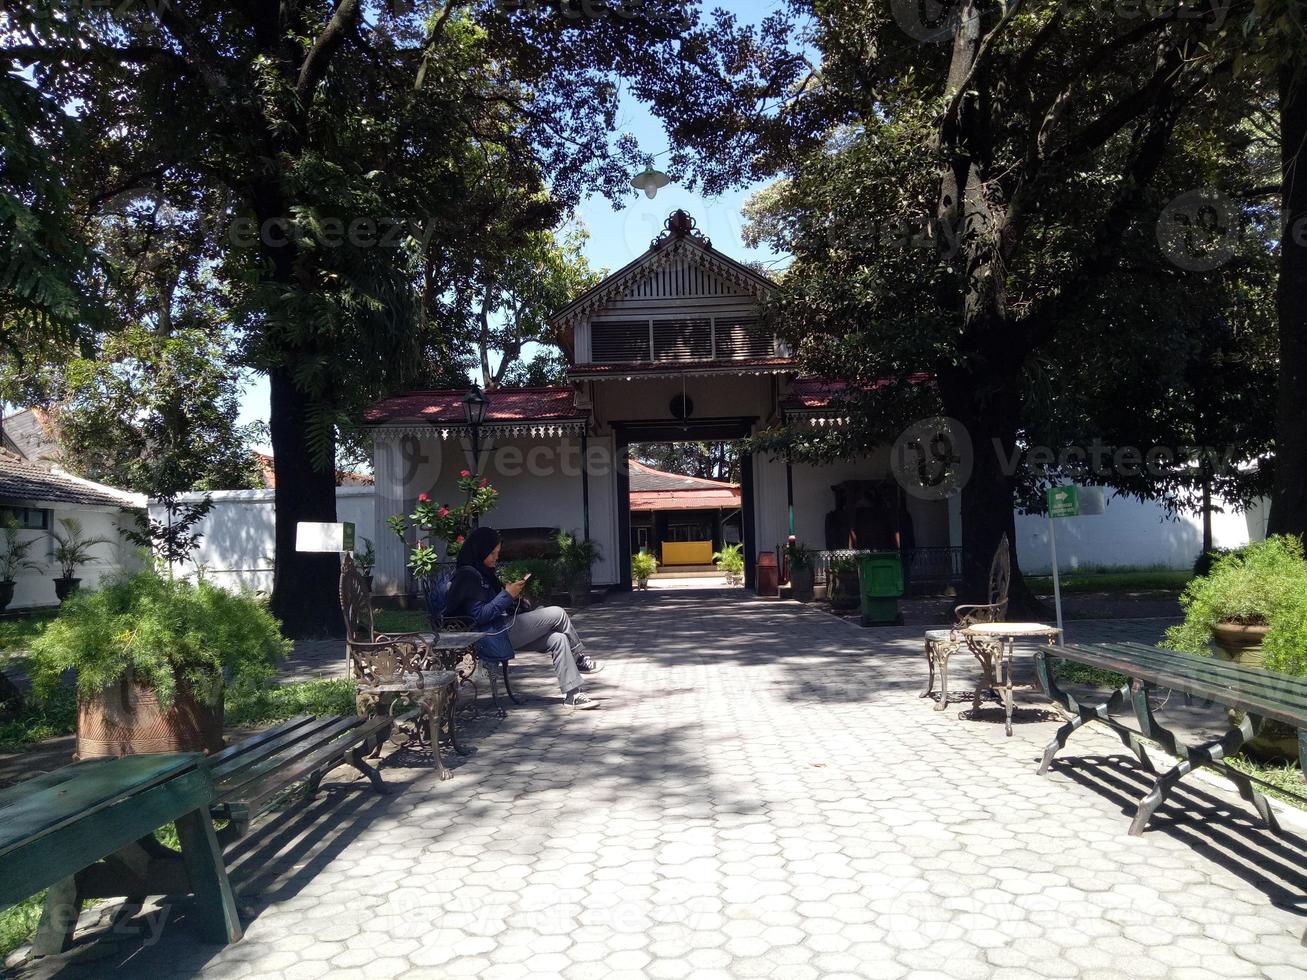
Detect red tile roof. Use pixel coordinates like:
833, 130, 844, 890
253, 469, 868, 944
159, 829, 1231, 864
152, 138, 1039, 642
628, 461, 741, 511
362, 387, 584, 425
781, 375, 932, 411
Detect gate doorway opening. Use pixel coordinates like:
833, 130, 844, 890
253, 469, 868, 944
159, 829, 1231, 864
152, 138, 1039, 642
614, 420, 757, 591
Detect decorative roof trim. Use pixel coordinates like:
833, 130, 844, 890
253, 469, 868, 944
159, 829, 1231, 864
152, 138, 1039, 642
550, 219, 776, 330
372, 420, 589, 441
569, 362, 795, 382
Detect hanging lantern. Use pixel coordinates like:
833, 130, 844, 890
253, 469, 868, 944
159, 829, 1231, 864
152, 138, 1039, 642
631, 166, 671, 199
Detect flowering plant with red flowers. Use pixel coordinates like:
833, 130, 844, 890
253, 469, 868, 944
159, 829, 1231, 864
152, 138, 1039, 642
389, 473, 499, 573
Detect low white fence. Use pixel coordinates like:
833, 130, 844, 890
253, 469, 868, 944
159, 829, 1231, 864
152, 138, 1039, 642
149, 487, 376, 593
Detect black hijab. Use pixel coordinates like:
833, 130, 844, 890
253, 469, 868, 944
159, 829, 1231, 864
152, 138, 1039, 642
455, 525, 503, 591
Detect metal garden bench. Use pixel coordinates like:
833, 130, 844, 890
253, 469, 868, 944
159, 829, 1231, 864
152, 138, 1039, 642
1035, 641, 1307, 840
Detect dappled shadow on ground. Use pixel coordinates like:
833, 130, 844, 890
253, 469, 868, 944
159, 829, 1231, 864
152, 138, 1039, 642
1049, 753, 1307, 927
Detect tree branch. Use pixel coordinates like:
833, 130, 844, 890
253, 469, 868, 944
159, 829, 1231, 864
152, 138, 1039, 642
296, 0, 362, 103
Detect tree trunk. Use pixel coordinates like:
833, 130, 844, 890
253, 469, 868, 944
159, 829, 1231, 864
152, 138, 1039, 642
1269, 64, 1307, 536
942, 366, 1047, 619
268, 366, 343, 639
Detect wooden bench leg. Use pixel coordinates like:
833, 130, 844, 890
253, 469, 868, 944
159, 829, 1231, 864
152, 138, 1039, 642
174, 808, 243, 945
34, 875, 83, 956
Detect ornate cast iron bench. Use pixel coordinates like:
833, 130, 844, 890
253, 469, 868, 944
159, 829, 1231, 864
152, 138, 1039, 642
1036, 641, 1307, 849
0, 753, 242, 957
922, 533, 1010, 711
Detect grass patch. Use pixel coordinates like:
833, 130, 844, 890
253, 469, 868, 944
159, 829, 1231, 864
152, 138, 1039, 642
372, 608, 429, 634
224, 678, 356, 728
1, 893, 45, 961
0, 686, 76, 753
1026, 569, 1192, 594
1050, 659, 1128, 689
1227, 755, 1306, 810
0, 613, 56, 655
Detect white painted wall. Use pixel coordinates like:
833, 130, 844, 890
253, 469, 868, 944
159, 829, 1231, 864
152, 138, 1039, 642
5, 504, 142, 610
1015, 489, 1267, 573
149, 487, 376, 593
370, 433, 621, 595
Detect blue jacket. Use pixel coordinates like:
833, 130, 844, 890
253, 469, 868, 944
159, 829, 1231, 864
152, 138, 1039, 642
445, 565, 516, 663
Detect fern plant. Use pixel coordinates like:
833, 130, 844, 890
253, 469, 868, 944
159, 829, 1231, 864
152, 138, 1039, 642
29, 570, 291, 708
51, 517, 112, 580
0, 519, 40, 584
713, 543, 745, 578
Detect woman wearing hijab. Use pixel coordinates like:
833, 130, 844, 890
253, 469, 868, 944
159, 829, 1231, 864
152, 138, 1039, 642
445, 526, 602, 709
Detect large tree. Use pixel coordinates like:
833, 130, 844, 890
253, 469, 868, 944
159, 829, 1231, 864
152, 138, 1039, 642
736, 1, 1260, 607
6, 1, 788, 634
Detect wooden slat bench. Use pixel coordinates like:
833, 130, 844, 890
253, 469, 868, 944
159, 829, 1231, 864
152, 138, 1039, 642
1035, 641, 1307, 842
0, 753, 241, 956
207, 713, 392, 841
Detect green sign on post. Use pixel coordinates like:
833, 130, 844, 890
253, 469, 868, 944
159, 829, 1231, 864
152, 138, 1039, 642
1047, 486, 1078, 519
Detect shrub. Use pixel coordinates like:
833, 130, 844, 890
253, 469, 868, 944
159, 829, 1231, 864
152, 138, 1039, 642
1163, 536, 1307, 676
713, 543, 745, 577
224, 678, 355, 727
498, 558, 558, 602
632, 552, 658, 582
29, 570, 292, 708
556, 530, 601, 576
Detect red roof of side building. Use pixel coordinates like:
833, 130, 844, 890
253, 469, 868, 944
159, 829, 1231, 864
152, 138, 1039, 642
628, 461, 741, 511
362, 387, 584, 426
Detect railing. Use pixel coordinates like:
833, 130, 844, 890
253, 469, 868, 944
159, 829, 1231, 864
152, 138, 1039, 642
812, 547, 962, 592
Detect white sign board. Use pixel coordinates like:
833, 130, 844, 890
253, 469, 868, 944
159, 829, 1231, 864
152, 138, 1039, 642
296, 522, 357, 553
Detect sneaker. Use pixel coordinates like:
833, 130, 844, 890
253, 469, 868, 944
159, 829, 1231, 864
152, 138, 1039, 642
576, 654, 603, 674
565, 692, 600, 710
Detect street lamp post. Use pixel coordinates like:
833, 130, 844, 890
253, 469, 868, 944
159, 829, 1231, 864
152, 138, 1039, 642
462, 385, 490, 526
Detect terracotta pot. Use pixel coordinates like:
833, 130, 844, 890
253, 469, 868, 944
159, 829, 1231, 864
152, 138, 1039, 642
1211, 622, 1270, 667
77, 674, 225, 759
1211, 622, 1299, 761
54, 577, 81, 603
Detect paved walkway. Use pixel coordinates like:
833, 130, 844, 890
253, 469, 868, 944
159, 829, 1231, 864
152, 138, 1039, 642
15, 594, 1306, 979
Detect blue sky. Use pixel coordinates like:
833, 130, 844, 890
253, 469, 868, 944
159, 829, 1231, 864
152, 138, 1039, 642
237, 0, 790, 440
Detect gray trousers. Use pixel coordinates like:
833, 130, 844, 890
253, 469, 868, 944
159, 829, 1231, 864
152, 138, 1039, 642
507, 605, 587, 694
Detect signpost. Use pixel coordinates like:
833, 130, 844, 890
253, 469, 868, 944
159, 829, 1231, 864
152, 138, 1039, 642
1045, 487, 1105, 636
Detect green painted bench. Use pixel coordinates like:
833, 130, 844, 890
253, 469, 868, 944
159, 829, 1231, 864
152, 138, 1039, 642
0, 753, 242, 956
1036, 641, 1307, 841
207, 713, 392, 842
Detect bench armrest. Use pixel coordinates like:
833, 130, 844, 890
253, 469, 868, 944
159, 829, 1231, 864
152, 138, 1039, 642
954, 601, 1008, 628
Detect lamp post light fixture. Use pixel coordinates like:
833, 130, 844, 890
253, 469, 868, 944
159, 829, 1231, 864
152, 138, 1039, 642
462, 385, 490, 524
631, 166, 671, 199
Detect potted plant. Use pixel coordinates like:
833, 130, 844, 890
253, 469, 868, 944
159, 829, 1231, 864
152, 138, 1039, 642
355, 537, 376, 591
785, 542, 816, 602
556, 530, 600, 607
829, 555, 861, 610
29, 569, 291, 757
0, 517, 40, 613
714, 543, 745, 586
51, 517, 112, 603
1164, 535, 1307, 760
632, 551, 658, 590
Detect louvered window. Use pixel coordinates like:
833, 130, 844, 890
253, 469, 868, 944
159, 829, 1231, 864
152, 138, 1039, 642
715, 317, 775, 358
652, 318, 712, 362
591, 320, 651, 363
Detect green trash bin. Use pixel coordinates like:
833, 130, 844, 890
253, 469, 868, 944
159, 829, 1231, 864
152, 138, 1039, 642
857, 551, 904, 626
